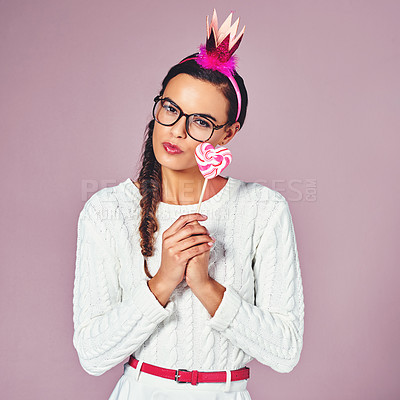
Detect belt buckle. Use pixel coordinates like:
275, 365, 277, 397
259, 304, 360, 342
175, 369, 189, 383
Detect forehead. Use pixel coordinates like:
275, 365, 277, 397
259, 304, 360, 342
164, 74, 229, 120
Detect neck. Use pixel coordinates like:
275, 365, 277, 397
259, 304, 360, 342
160, 166, 224, 205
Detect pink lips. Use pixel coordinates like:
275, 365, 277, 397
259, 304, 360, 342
163, 142, 183, 154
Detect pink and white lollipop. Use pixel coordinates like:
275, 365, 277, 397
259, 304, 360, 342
194, 142, 232, 213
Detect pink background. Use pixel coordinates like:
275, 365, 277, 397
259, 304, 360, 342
1, 1, 399, 399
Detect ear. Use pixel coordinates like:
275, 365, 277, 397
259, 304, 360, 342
218, 121, 241, 146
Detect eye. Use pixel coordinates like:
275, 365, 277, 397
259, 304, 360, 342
162, 101, 178, 114
193, 117, 211, 129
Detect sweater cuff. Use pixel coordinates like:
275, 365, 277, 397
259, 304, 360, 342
206, 285, 242, 331
131, 280, 175, 325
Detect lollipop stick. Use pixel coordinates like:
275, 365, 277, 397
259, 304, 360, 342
196, 178, 208, 214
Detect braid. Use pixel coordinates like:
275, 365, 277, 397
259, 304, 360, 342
137, 120, 162, 279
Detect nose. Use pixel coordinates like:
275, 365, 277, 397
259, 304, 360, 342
170, 114, 188, 138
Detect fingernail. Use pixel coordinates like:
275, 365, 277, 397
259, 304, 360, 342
201, 214, 208, 219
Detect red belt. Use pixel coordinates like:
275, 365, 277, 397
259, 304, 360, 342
128, 355, 250, 385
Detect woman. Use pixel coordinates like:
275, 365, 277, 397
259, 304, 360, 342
73, 9, 304, 400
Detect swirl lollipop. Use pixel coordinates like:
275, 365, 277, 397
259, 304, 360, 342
194, 142, 232, 213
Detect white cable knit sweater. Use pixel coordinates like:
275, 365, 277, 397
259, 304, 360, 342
73, 175, 305, 376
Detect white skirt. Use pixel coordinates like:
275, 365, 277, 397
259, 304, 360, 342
108, 360, 252, 400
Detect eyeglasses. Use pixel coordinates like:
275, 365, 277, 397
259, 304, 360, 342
152, 95, 230, 142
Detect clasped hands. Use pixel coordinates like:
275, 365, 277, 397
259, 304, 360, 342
158, 213, 225, 317
184, 220, 215, 289
185, 220, 226, 318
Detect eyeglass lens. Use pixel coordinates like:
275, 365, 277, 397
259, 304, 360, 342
154, 98, 213, 141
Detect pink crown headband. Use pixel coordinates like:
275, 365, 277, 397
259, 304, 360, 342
179, 9, 246, 122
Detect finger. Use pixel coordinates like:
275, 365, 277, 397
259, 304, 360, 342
186, 220, 210, 237
182, 241, 213, 260
168, 222, 211, 248
177, 233, 214, 253
177, 218, 211, 241
163, 213, 207, 240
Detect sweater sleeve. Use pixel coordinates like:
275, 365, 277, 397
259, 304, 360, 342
73, 199, 175, 376
206, 197, 305, 373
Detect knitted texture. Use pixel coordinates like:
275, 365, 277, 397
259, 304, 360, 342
73, 176, 305, 376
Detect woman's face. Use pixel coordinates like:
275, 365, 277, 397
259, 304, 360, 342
152, 73, 240, 174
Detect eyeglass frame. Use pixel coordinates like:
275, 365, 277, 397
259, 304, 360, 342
152, 95, 231, 142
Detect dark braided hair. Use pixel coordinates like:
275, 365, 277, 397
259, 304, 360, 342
135, 53, 248, 279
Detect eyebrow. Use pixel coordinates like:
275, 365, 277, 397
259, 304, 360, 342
165, 96, 217, 122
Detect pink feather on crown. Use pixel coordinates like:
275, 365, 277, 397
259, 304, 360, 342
196, 9, 246, 76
